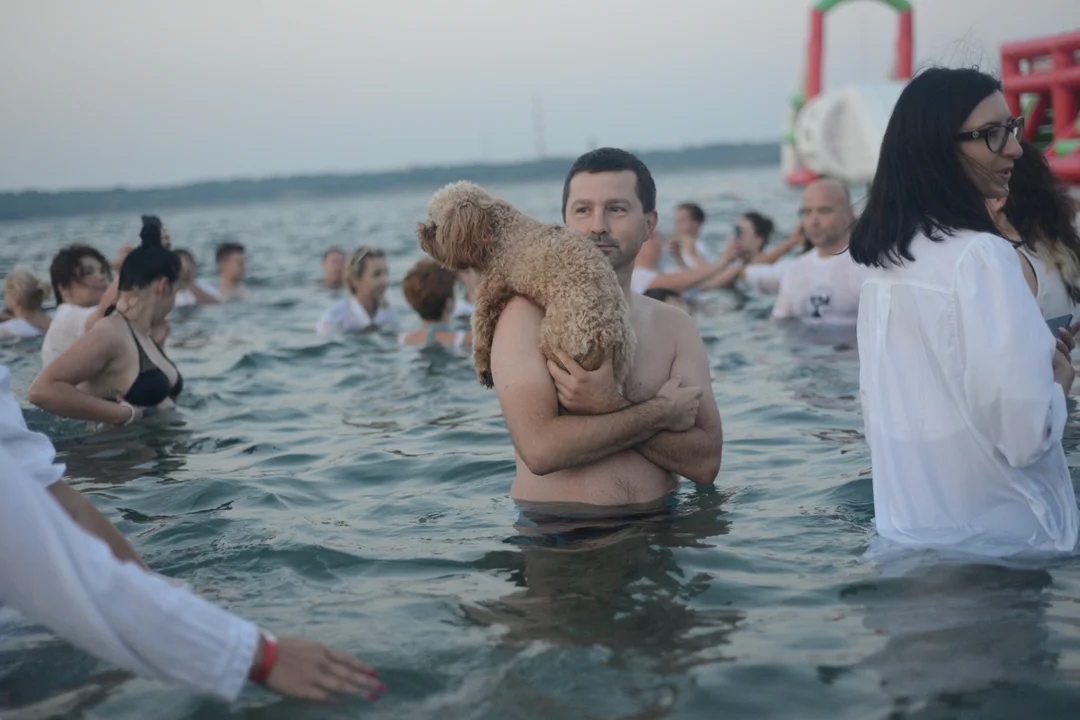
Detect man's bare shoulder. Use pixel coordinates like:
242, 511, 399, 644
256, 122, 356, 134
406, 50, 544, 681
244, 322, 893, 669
632, 294, 694, 337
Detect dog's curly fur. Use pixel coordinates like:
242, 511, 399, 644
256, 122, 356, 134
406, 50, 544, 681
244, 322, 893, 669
418, 181, 636, 390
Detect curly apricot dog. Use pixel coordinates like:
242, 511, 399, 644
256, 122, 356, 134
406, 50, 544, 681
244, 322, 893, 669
417, 181, 636, 390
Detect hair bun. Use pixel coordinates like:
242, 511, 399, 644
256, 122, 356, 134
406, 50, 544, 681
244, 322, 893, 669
139, 215, 164, 247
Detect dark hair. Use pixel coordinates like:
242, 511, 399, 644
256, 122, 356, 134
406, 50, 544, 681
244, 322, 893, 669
215, 241, 245, 264
742, 211, 775, 244
849, 67, 1004, 268
49, 244, 110, 305
402, 258, 457, 321
562, 147, 657, 219
643, 287, 682, 303
1004, 138, 1080, 303
677, 202, 706, 224
118, 215, 181, 291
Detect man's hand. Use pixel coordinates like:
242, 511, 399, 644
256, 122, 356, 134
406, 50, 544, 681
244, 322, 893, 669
655, 377, 702, 432
547, 350, 624, 415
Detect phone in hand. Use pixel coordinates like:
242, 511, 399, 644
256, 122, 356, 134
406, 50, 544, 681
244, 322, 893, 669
1047, 314, 1073, 336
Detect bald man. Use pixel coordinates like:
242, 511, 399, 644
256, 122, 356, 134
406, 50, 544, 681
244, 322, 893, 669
771, 178, 867, 324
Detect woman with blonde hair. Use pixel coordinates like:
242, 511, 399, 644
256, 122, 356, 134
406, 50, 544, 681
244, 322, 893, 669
315, 246, 396, 334
0, 266, 53, 340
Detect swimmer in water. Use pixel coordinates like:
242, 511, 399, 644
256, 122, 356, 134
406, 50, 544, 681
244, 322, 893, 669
399, 258, 472, 349
489, 148, 723, 508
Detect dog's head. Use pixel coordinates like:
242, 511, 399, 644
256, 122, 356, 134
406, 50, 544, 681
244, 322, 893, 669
417, 181, 498, 270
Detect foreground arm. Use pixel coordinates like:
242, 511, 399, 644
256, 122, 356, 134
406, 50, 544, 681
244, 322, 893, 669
28, 323, 138, 426
48, 480, 147, 569
491, 298, 689, 476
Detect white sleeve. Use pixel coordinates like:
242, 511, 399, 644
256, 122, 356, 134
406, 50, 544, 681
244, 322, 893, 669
955, 236, 1067, 467
315, 303, 340, 334
0, 366, 64, 489
744, 263, 785, 295
0, 440, 260, 701
770, 270, 795, 318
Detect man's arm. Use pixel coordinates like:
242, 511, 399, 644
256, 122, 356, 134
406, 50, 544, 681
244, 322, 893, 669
491, 297, 690, 476
559, 311, 722, 484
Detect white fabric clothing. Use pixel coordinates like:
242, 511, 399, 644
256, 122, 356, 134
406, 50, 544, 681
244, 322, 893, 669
452, 297, 475, 319
0, 317, 43, 341
858, 230, 1079, 557
630, 267, 660, 295
771, 248, 866, 324
41, 303, 96, 368
1018, 245, 1080, 322
0, 364, 260, 701
0, 366, 64, 490
744, 257, 799, 295
316, 297, 398, 334
174, 279, 222, 308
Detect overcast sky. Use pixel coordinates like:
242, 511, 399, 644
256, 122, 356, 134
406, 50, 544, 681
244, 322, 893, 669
0, 0, 1074, 191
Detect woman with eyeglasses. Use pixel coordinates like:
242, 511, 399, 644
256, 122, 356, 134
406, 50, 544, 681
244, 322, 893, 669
29, 217, 184, 427
985, 138, 1080, 322
315, 246, 397, 334
850, 67, 1079, 558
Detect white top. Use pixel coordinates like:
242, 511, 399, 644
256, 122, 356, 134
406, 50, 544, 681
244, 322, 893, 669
452, 297, 475, 319
40, 303, 96, 367
771, 248, 866, 324
0, 317, 43, 341
174, 279, 222, 308
858, 230, 1079, 557
0, 365, 259, 700
316, 297, 398, 334
630, 267, 659, 295
744, 256, 799, 295
1018, 245, 1080, 322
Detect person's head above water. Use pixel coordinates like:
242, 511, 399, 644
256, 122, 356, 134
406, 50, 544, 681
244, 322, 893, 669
850, 66, 1023, 268
561, 147, 658, 276
215, 241, 247, 283
402, 258, 457, 322
116, 215, 182, 324
322, 246, 346, 288
4, 266, 51, 317
345, 245, 389, 308
49, 244, 111, 308
799, 178, 854, 253
734, 211, 776, 258
674, 202, 706, 239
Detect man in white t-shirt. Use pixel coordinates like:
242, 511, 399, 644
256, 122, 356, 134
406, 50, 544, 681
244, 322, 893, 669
40, 245, 112, 368
772, 178, 866, 324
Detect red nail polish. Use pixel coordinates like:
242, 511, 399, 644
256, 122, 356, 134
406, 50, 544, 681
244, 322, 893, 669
377, 683, 387, 692
366, 693, 379, 701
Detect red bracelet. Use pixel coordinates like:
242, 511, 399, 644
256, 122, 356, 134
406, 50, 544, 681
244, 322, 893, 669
249, 632, 278, 684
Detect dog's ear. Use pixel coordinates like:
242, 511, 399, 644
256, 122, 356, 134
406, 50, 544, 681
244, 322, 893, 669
437, 200, 494, 269
416, 220, 438, 255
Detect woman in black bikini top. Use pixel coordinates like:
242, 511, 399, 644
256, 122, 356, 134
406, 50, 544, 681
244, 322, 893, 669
29, 216, 185, 427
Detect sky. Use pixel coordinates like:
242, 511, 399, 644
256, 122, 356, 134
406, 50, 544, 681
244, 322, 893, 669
0, 0, 1075, 192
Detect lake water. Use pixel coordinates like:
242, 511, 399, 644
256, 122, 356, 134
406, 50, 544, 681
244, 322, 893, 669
5, 165, 1080, 719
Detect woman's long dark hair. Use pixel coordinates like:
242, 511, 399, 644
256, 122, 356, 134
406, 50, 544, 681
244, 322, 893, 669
1004, 139, 1080, 303
849, 67, 1005, 268
118, 216, 180, 291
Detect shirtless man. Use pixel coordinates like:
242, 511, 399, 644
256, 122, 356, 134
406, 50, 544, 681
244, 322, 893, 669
490, 148, 724, 507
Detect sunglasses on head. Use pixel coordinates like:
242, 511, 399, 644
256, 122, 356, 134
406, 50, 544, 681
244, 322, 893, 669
954, 116, 1024, 154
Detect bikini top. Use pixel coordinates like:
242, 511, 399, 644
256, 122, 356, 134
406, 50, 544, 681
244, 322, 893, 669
106, 307, 183, 407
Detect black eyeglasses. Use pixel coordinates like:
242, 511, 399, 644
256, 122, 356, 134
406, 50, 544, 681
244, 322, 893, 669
733, 225, 742, 239
954, 116, 1025, 154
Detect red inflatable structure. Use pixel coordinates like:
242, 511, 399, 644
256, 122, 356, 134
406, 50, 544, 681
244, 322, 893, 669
783, 0, 914, 186
1001, 29, 1080, 185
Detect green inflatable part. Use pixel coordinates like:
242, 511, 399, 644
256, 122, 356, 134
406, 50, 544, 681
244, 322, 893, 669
791, 91, 805, 108
816, 0, 910, 13
1054, 139, 1080, 157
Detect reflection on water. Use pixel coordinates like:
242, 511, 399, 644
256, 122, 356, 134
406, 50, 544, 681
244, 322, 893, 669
3, 167, 1080, 718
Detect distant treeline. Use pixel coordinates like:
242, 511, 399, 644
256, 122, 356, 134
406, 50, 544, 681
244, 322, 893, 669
0, 142, 779, 222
